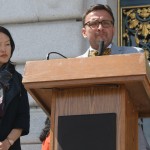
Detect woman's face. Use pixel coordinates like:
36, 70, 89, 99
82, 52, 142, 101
0, 32, 11, 67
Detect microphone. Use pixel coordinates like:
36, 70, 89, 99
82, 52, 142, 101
46, 52, 68, 60
98, 41, 104, 56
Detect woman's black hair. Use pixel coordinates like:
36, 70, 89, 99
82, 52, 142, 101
39, 117, 50, 142
0, 26, 15, 58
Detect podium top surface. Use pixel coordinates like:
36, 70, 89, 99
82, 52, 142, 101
23, 53, 150, 116
23, 53, 150, 87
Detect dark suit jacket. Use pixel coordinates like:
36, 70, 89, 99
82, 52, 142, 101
0, 63, 30, 150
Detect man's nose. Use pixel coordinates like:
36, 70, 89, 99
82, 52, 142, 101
97, 23, 103, 29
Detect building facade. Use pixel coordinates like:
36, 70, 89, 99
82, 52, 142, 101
0, 0, 149, 149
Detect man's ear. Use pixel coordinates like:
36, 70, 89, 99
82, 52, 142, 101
82, 28, 87, 38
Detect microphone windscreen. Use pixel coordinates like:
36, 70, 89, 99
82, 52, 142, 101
98, 41, 104, 56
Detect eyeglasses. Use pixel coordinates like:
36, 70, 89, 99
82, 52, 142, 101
84, 20, 113, 29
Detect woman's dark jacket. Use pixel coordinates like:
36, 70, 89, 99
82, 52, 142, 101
0, 63, 30, 150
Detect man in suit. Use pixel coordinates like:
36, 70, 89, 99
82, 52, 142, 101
79, 4, 150, 150
78, 4, 143, 57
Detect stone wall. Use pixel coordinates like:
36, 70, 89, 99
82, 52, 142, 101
0, 0, 149, 149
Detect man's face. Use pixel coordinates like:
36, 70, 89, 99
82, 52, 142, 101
82, 10, 115, 50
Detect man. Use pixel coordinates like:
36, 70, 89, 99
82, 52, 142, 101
78, 4, 150, 150
78, 4, 143, 57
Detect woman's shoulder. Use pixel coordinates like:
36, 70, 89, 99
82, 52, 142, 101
14, 70, 22, 79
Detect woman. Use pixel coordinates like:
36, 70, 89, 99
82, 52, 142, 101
0, 26, 30, 150
39, 117, 50, 150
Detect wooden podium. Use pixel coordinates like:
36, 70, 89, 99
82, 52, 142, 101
23, 53, 150, 150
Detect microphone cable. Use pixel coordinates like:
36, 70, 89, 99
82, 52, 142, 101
46, 52, 68, 60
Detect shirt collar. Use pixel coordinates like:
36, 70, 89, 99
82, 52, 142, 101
89, 43, 112, 51
107, 44, 112, 49
89, 46, 96, 51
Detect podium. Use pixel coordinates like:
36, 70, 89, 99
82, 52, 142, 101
23, 53, 150, 150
